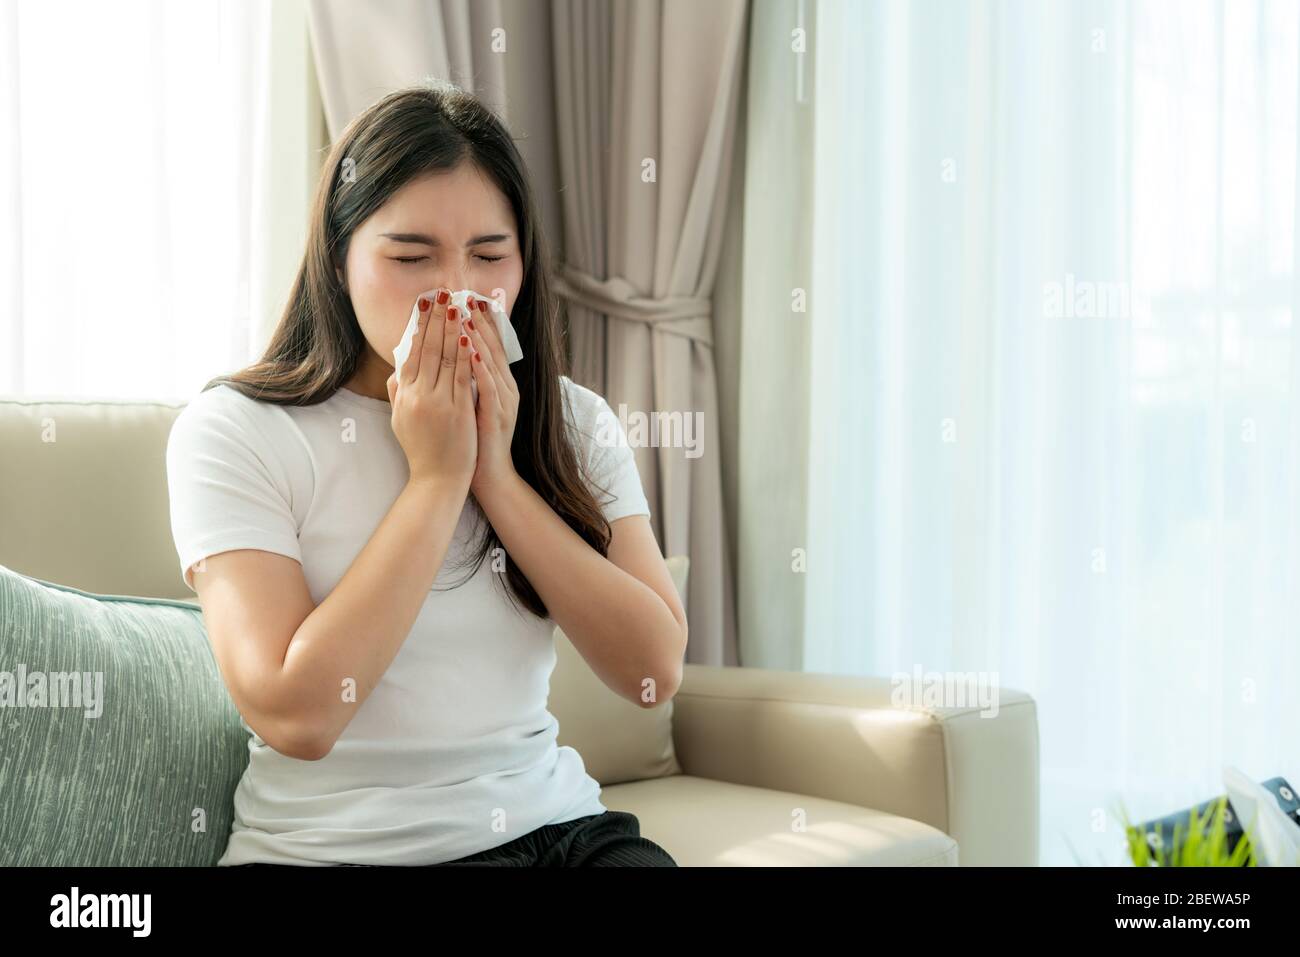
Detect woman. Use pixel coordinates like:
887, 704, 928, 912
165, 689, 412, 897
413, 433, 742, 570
165, 80, 685, 867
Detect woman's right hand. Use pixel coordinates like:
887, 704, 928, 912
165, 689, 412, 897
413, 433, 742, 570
387, 289, 477, 488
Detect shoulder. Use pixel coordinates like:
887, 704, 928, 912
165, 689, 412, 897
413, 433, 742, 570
171, 383, 289, 436
557, 376, 649, 520
558, 374, 623, 458
167, 383, 305, 468
558, 374, 612, 426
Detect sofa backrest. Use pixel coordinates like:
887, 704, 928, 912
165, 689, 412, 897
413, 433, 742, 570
0, 396, 191, 601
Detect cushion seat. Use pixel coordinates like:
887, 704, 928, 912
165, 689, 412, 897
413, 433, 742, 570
600, 774, 959, 866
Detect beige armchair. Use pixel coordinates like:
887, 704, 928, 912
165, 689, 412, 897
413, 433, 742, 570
0, 395, 1039, 865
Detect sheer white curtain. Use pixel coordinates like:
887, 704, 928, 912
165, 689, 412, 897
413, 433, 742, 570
802, 0, 1300, 865
0, 0, 319, 401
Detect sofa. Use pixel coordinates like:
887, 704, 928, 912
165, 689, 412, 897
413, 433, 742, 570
0, 394, 1040, 866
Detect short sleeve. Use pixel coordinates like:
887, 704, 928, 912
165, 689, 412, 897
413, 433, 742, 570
562, 376, 651, 524
165, 386, 308, 593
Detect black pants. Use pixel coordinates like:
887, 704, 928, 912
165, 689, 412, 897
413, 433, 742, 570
232, 810, 677, 867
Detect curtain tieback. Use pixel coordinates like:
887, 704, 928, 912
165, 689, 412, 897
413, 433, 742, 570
552, 265, 714, 347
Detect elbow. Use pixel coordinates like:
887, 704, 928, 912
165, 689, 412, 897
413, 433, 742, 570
643, 621, 686, 708
289, 734, 334, 762
291, 722, 337, 761
265, 716, 334, 761
637, 657, 683, 709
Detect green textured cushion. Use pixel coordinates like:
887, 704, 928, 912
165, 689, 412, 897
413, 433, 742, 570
0, 564, 246, 866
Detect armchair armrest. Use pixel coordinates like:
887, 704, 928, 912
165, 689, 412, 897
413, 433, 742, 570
670, 664, 1039, 866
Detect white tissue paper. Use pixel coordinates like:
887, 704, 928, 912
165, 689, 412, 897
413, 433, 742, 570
1223, 766, 1300, 866
391, 288, 524, 405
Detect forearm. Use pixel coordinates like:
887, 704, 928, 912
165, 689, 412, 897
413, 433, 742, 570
475, 473, 683, 707
280, 476, 470, 751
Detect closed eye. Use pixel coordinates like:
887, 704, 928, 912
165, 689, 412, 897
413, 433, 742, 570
391, 255, 505, 264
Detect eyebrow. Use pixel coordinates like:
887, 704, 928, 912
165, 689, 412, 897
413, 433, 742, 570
380, 231, 512, 247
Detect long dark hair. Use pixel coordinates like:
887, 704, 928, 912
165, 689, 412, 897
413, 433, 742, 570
204, 80, 612, 620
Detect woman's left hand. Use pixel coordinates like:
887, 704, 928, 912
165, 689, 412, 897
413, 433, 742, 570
464, 294, 521, 498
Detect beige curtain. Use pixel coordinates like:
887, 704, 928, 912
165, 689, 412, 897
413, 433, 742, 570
733, 0, 814, 671
307, 0, 507, 138
551, 0, 748, 666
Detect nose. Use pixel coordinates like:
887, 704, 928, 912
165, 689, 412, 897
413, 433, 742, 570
435, 269, 469, 295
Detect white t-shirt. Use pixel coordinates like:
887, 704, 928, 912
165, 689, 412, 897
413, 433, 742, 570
164, 375, 651, 865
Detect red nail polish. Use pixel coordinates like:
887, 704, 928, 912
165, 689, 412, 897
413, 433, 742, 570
466, 318, 475, 331
418, 297, 430, 311
477, 299, 488, 312
447, 306, 457, 320
473, 351, 482, 362
459, 334, 469, 346
436, 289, 450, 304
